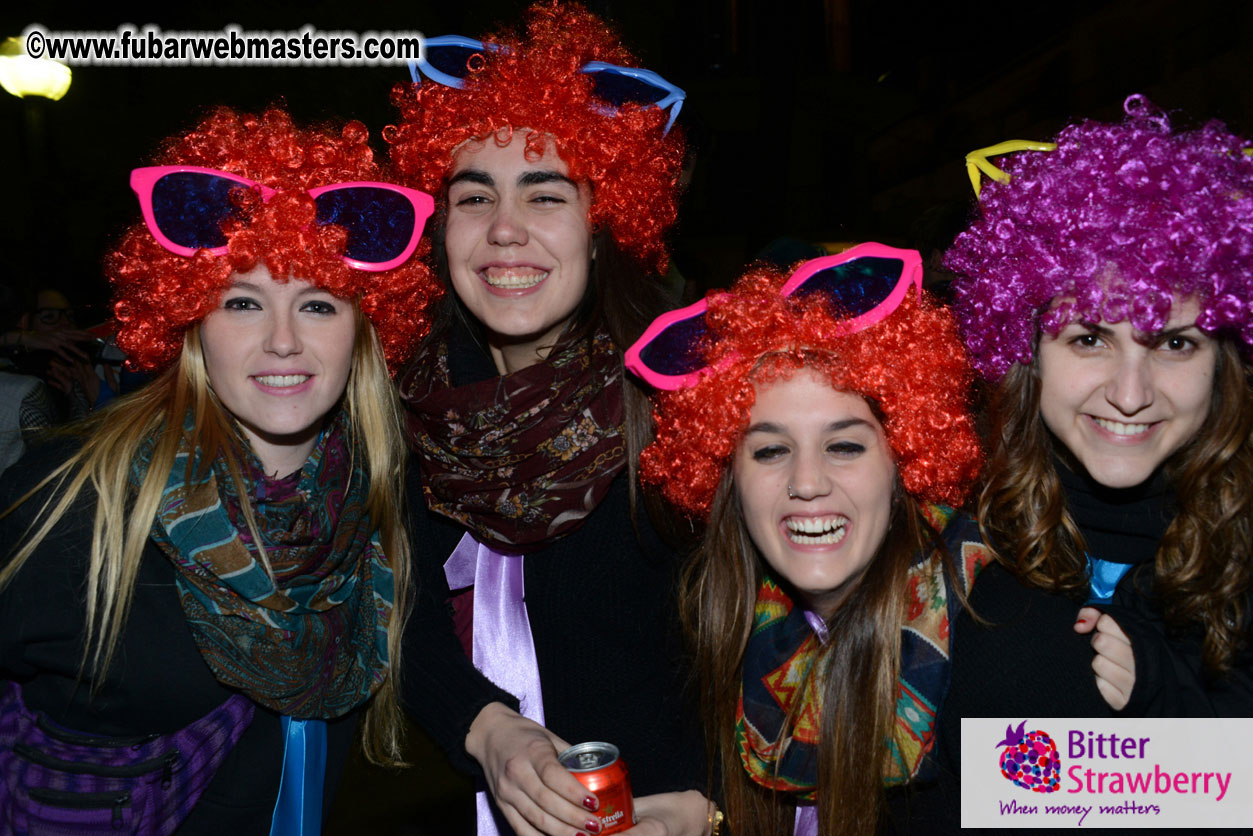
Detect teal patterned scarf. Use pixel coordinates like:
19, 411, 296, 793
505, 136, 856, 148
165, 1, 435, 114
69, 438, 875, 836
137, 411, 393, 719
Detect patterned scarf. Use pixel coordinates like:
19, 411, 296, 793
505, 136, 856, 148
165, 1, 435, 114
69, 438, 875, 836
737, 505, 990, 797
138, 412, 393, 719
398, 326, 626, 552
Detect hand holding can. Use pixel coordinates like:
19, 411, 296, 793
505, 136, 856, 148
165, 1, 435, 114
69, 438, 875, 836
558, 742, 635, 834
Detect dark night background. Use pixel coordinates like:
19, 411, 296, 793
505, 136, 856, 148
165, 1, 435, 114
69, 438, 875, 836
1, 0, 1250, 831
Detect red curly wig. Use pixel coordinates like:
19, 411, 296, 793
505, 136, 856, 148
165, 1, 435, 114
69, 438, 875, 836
385, 2, 685, 275
105, 106, 441, 373
640, 264, 984, 518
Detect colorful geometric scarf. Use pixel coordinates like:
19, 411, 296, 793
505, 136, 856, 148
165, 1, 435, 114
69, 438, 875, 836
139, 411, 393, 719
736, 505, 990, 797
398, 327, 626, 552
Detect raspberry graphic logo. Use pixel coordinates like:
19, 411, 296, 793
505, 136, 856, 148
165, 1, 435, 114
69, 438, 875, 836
995, 720, 1061, 793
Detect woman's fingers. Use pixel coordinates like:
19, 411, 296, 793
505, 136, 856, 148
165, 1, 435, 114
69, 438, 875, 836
467, 703, 600, 835
1089, 613, 1135, 710
1073, 605, 1102, 634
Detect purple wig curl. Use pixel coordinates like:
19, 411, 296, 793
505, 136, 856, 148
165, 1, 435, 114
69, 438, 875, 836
945, 95, 1253, 381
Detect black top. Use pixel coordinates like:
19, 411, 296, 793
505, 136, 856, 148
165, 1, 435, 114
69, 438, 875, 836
0, 441, 356, 835
921, 462, 1253, 834
399, 333, 704, 800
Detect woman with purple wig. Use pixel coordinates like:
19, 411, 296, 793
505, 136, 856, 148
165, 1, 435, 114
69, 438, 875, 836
940, 94, 1253, 729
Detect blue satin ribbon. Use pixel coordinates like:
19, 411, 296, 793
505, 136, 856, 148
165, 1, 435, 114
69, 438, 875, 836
269, 715, 327, 836
1085, 554, 1133, 604
445, 533, 545, 836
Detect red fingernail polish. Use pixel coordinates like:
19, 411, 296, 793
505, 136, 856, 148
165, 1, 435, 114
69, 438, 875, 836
583, 795, 598, 811
586, 820, 602, 834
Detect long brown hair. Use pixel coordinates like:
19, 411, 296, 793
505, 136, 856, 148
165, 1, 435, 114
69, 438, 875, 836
979, 339, 1253, 672
683, 468, 945, 835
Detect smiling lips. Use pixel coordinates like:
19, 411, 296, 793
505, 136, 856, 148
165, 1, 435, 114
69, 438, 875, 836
481, 265, 549, 291
1091, 415, 1155, 438
785, 515, 848, 546
253, 373, 311, 389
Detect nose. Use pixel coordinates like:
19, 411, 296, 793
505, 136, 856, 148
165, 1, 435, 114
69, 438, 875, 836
788, 448, 833, 501
487, 199, 528, 247
263, 307, 302, 357
1104, 351, 1154, 415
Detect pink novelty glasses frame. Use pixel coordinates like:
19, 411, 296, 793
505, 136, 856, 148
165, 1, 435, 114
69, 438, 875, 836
130, 165, 436, 272
625, 242, 924, 390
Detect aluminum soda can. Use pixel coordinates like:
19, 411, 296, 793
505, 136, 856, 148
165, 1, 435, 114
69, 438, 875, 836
557, 742, 635, 834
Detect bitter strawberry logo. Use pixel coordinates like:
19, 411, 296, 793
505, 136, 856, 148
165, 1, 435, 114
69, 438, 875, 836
996, 720, 1061, 793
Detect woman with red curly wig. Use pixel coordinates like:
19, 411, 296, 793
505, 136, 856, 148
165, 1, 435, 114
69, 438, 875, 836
387, 4, 711, 836
939, 95, 1253, 738
630, 245, 988, 835
0, 107, 440, 834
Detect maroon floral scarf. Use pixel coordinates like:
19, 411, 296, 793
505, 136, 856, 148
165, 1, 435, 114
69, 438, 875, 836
398, 327, 626, 552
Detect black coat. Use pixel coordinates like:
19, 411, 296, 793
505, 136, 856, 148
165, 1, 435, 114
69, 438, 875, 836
399, 331, 704, 800
0, 441, 356, 835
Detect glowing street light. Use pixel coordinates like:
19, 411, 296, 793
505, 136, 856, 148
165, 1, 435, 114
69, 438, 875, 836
0, 36, 71, 100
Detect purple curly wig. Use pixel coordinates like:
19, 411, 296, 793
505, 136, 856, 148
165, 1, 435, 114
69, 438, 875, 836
945, 95, 1253, 381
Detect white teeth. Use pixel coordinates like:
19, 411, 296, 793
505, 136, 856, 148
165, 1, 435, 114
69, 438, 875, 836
785, 516, 847, 545
1093, 417, 1151, 436
482, 268, 548, 289
254, 374, 309, 388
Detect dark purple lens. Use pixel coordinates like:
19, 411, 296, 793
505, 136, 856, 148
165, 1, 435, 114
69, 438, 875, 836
793, 256, 905, 317
585, 69, 668, 107
315, 187, 416, 264
425, 44, 484, 79
151, 172, 242, 249
639, 311, 709, 377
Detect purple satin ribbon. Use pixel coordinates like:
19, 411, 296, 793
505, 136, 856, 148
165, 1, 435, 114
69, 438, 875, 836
795, 803, 818, 835
445, 533, 546, 836
803, 609, 829, 644
792, 611, 826, 836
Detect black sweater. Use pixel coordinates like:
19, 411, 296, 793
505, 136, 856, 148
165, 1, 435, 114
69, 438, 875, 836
924, 464, 1253, 834
399, 334, 704, 801
0, 441, 356, 835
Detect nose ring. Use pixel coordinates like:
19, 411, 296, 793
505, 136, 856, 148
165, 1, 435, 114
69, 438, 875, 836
787, 484, 796, 499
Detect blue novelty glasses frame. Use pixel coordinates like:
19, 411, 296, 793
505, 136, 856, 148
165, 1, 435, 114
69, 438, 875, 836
409, 35, 685, 135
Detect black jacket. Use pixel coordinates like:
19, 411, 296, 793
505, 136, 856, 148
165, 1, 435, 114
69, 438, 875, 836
0, 441, 356, 835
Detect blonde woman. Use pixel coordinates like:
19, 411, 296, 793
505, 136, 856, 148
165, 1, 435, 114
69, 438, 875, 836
0, 107, 439, 835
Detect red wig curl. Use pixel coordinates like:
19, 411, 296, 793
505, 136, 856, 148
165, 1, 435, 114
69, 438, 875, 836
385, 2, 685, 275
106, 106, 441, 373
640, 265, 984, 518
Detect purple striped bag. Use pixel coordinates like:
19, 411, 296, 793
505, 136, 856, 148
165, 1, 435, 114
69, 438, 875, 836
0, 680, 253, 834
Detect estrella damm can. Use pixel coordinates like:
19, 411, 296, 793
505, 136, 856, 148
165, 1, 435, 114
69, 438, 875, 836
557, 742, 634, 834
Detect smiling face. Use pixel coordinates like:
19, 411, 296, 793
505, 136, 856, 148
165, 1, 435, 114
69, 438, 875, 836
443, 133, 594, 374
732, 370, 897, 619
199, 264, 357, 477
1037, 296, 1217, 489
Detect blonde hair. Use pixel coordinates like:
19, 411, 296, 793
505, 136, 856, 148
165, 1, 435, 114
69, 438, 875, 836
1, 310, 412, 764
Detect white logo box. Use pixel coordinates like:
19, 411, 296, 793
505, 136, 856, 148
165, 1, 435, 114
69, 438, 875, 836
961, 717, 1253, 829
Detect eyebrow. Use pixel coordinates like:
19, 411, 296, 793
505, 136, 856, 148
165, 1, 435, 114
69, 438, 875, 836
446, 168, 578, 190
518, 170, 578, 189
744, 418, 872, 436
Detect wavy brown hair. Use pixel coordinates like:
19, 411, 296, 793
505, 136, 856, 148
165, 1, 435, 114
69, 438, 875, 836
979, 339, 1253, 672
683, 464, 949, 835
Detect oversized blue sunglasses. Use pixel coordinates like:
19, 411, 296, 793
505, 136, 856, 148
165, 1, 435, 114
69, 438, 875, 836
409, 35, 685, 135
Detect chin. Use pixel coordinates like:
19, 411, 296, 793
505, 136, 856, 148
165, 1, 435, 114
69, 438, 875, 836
1080, 458, 1158, 490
